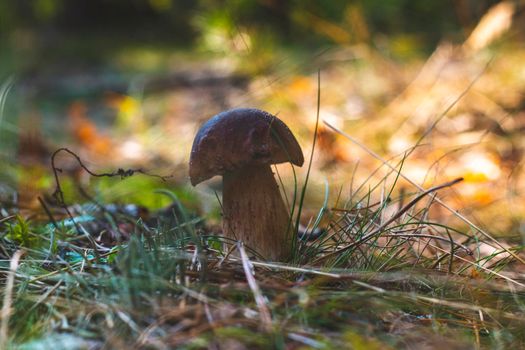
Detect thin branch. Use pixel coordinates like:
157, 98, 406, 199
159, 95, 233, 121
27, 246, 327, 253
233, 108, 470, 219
50, 147, 171, 206
49, 147, 172, 256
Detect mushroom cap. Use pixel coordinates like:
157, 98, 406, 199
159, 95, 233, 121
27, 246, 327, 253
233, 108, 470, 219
189, 108, 304, 185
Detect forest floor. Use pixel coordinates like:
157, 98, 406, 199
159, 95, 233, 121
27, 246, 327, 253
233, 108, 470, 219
1, 5, 525, 349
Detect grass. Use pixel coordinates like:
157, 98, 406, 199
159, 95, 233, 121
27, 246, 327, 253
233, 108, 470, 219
1, 75, 525, 349
1, 143, 524, 350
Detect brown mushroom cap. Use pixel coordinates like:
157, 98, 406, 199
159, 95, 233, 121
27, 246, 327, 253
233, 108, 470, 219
189, 108, 304, 186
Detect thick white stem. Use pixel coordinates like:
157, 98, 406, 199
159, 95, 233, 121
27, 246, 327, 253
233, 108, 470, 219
222, 164, 293, 261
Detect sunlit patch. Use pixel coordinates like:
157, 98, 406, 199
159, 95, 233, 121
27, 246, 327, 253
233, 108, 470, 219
232, 31, 252, 53
118, 96, 139, 116
198, 22, 251, 54
68, 102, 112, 155
106, 93, 142, 129
388, 136, 413, 154
119, 139, 145, 161
118, 96, 141, 130
437, 113, 473, 133
344, 96, 365, 118
460, 152, 501, 182
285, 76, 315, 101
460, 183, 494, 205
403, 164, 432, 185
464, 1, 515, 51
322, 111, 343, 129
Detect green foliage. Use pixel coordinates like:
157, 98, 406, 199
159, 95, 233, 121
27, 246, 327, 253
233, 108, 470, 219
5, 215, 37, 248
94, 176, 196, 210
343, 330, 389, 350
33, 0, 62, 21
1, 0, 499, 67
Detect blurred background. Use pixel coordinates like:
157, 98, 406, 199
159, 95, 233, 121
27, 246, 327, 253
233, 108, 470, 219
0, 0, 524, 240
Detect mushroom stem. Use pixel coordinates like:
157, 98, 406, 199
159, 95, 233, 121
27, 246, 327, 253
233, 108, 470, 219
222, 164, 293, 261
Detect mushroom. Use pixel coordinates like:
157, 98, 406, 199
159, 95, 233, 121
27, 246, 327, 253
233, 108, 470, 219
189, 108, 304, 261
